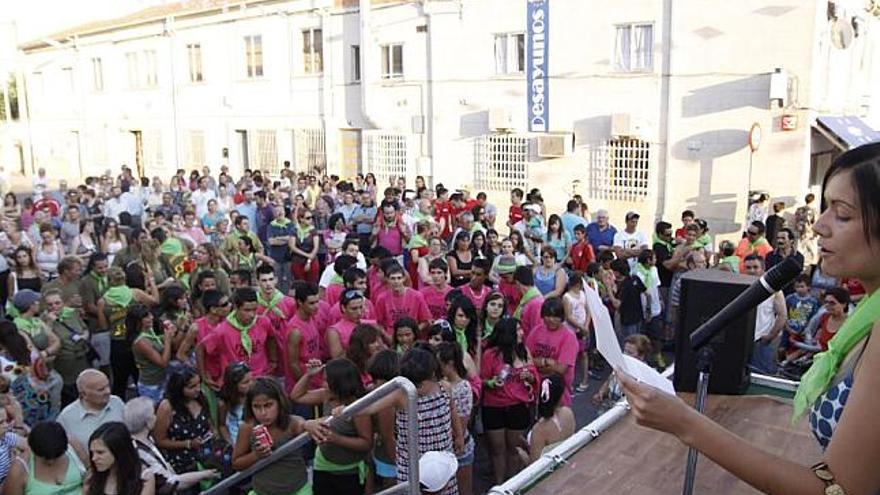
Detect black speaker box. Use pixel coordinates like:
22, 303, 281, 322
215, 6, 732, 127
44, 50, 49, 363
673, 269, 757, 394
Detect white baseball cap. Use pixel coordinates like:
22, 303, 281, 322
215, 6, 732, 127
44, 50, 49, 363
418, 451, 458, 493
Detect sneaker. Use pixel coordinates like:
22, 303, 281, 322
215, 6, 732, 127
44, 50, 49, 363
575, 383, 590, 393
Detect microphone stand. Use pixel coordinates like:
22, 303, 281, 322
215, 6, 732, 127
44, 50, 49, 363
682, 345, 713, 495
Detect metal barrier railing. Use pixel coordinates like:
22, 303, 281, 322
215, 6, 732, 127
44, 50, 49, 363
202, 376, 421, 495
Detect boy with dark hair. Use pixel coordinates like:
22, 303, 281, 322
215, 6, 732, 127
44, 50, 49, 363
420, 258, 452, 320
513, 265, 545, 337
608, 258, 647, 338
782, 274, 820, 356
461, 258, 492, 317
567, 223, 595, 272
507, 188, 524, 228
674, 210, 696, 241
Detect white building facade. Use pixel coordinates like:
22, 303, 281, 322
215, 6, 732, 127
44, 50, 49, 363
4, 0, 880, 238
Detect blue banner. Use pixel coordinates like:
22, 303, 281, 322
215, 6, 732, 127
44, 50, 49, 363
527, 0, 549, 132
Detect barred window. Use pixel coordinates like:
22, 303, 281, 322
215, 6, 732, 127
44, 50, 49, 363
474, 134, 529, 192
588, 138, 652, 201
185, 130, 205, 167
364, 132, 409, 185
293, 128, 326, 175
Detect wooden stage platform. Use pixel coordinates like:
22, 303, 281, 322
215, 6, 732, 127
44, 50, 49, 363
525, 394, 821, 494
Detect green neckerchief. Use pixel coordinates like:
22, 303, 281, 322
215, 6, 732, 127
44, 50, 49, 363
270, 217, 292, 229
406, 233, 427, 250
139, 326, 164, 347
161, 237, 185, 257
470, 223, 483, 234
694, 234, 712, 249
90, 271, 108, 296
793, 289, 880, 422
58, 307, 77, 323
454, 326, 468, 354
722, 255, 741, 273
635, 263, 657, 289
226, 312, 255, 357
514, 287, 541, 320
238, 252, 256, 270
413, 210, 430, 223
13, 316, 42, 338
314, 444, 367, 484
257, 289, 285, 318
652, 233, 674, 253
749, 236, 770, 249
329, 274, 343, 285
295, 223, 312, 243
483, 320, 496, 340
103, 286, 134, 308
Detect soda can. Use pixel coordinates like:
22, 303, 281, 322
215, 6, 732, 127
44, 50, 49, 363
253, 424, 274, 449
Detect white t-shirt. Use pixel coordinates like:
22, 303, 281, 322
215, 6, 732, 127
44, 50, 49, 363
318, 252, 368, 288
613, 230, 649, 269
634, 266, 662, 318
191, 189, 217, 219
754, 293, 781, 341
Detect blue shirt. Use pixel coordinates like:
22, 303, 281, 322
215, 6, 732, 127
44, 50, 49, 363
561, 212, 588, 240
352, 204, 377, 235
267, 221, 294, 261
586, 222, 617, 254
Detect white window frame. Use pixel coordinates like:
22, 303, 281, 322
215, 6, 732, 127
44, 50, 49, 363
302, 28, 323, 74
187, 43, 203, 83
244, 35, 264, 79
90, 57, 104, 91
380, 43, 404, 79
474, 134, 530, 192
143, 50, 158, 87
494, 32, 525, 75
61, 67, 74, 94
614, 23, 654, 72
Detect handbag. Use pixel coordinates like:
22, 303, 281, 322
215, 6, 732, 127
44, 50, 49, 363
57, 319, 100, 364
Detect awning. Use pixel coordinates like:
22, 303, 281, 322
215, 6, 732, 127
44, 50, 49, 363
815, 115, 880, 150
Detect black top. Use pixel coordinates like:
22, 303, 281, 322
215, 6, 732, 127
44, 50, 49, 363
652, 242, 674, 288
617, 276, 647, 326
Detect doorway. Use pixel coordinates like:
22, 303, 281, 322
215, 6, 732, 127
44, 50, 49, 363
235, 130, 249, 171
339, 129, 361, 179
129, 130, 144, 178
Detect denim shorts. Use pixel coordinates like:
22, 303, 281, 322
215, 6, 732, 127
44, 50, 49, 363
374, 457, 397, 478
138, 382, 164, 404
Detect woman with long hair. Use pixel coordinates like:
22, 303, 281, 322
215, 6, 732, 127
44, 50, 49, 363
620, 142, 880, 494
8, 246, 42, 295
508, 231, 535, 266
154, 367, 215, 474
34, 225, 64, 280
437, 342, 475, 495
290, 207, 320, 284
481, 292, 507, 341
346, 324, 385, 388
130, 304, 174, 404
447, 230, 474, 288
101, 220, 126, 266
217, 362, 253, 446
72, 219, 100, 262
533, 246, 568, 298
2, 192, 20, 225
522, 373, 575, 462
86, 421, 154, 495
544, 214, 571, 264
480, 317, 537, 484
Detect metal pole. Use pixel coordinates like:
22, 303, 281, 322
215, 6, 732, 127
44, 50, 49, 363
681, 368, 709, 495
202, 376, 420, 495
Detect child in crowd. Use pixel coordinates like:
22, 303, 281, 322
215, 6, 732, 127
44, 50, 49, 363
217, 362, 253, 447
521, 373, 574, 463
592, 334, 651, 411
393, 317, 419, 354
717, 240, 740, 273
367, 350, 400, 489
782, 274, 821, 356
566, 224, 595, 272
607, 259, 646, 338
437, 342, 475, 495
562, 273, 594, 392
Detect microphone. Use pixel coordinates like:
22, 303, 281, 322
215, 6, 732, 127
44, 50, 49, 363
690, 256, 803, 350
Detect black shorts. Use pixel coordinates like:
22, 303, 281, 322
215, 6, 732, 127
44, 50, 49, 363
481, 403, 531, 431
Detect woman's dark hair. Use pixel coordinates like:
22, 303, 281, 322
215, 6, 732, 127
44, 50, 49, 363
12, 246, 36, 274
238, 235, 257, 254
481, 292, 507, 324
0, 321, 31, 365
392, 317, 419, 349
566, 271, 585, 291
124, 304, 153, 343
328, 212, 346, 231
509, 231, 527, 254
546, 214, 563, 240
537, 374, 565, 419
164, 367, 203, 418
435, 342, 468, 380
244, 376, 291, 430
219, 362, 251, 406
367, 349, 399, 382
346, 324, 381, 374
446, 297, 478, 354
822, 142, 880, 245
84, 252, 108, 275
86, 422, 143, 495
485, 317, 528, 366
28, 421, 68, 459
540, 297, 565, 319
124, 262, 146, 290
825, 286, 852, 308
470, 230, 490, 258
400, 347, 439, 385
159, 285, 187, 314
4, 192, 17, 206
426, 321, 455, 344
324, 358, 366, 403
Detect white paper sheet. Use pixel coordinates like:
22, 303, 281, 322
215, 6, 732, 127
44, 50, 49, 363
583, 285, 675, 396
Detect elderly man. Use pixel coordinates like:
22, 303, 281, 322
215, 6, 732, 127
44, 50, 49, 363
56, 369, 125, 454
586, 209, 617, 255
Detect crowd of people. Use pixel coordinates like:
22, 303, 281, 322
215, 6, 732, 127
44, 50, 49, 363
0, 161, 855, 495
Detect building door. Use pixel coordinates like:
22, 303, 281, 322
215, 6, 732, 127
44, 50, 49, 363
339, 129, 361, 179
236, 130, 249, 171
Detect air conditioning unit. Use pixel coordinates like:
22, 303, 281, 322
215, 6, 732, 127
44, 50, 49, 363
611, 113, 638, 137
488, 108, 513, 131
535, 133, 574, 157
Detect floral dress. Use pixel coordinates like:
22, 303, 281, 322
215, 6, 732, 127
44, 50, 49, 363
161, 403, 212, 473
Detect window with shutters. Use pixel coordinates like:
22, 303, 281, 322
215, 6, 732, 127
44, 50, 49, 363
91, 58, 104, 91
185, 130, 205, 167
249, 130, 277, 170
302, 28, 323, 74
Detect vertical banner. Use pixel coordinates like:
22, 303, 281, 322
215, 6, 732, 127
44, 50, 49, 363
527, 0, 549, 132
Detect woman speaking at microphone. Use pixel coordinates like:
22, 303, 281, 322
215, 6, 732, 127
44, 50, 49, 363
619, 142, 880, 495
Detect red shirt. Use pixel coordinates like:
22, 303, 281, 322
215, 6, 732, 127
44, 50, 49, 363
460, 284, 491, 317
434, 200, 453, 238
526, 323, 579, 406
420, 284, 451, 321
508, 205, 523, 226
480, 347, 538, 407
195, 316, 224, 384
568, 241, 595, 272
279, 312, 323, 392
374, 288, 432, 336
202, 315, 274, 381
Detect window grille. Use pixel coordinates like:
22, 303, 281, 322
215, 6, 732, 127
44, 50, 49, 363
249, 130, 277, 171
588, 138, 652, 202
245, 35, 264, 78
614, 24, 653, 72
303, 29, 323, 74
494, 33, 525, 74
185, 130, 205, 167
293, 128, 327, 175
187, 44, 203, 82
474, 134, 529, 192
143, 130, 164, 171
363, 132, 409, 185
